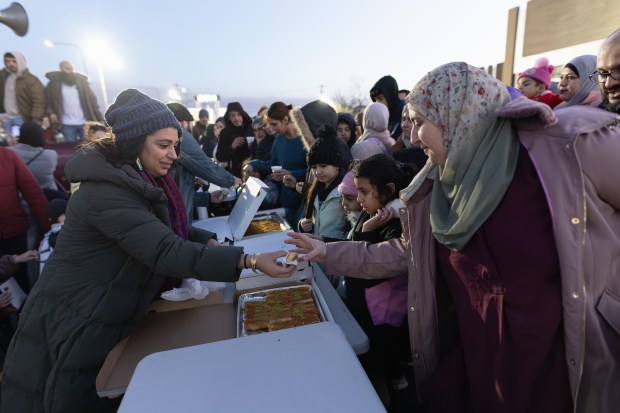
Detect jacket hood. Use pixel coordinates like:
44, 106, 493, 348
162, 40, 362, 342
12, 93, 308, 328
45, 70, 90, 82
370, 75, 400, 111
337, 112, 357, 144
291, 100, 352, 168
223, 102, 252, 130
5, 51, 28, 77
65, 145, 166, 204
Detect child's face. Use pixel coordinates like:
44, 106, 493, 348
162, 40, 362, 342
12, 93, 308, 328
311, 164, 339, 185
336, 122, 352, 143
341, 194, 361, 213
354, 177, 383, 214
517, 77, 546, 98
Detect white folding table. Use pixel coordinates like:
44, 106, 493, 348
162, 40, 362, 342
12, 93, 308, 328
118, 322, 385, 413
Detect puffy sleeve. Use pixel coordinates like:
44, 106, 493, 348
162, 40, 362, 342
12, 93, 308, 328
84, 184, 242, 282
325, 237, 408, 280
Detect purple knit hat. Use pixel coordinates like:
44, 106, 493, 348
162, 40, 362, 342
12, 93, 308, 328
518, 57, 554, 89
338, 171, 357, 196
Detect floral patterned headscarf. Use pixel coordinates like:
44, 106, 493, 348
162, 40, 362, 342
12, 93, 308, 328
401, 62, 519, 251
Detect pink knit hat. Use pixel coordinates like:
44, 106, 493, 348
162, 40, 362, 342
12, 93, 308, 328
518, 57, 554, 89
338, 171, 357, 196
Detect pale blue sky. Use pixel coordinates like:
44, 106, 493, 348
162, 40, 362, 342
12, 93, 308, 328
2, 0, 519, 114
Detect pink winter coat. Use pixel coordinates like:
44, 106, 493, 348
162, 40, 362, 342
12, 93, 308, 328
325, 101, 620, 412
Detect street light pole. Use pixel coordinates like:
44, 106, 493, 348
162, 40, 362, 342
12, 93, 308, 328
43, 40, 88, 75
96, 63, 109, 109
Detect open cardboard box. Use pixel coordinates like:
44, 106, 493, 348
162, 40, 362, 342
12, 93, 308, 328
96, 276, 319, 397
192, 176, 276, 242
96, 290, 233, 397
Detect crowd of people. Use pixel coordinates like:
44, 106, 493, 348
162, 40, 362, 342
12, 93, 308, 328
0, 26, 620, 413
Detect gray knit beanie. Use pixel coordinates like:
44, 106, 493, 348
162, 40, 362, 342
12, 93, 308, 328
105, 89, 180, 141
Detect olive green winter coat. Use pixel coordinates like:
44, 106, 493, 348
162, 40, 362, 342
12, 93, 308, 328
1, 146, 243, 413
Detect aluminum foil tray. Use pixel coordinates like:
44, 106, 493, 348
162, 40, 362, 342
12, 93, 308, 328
237, 284, 327, 337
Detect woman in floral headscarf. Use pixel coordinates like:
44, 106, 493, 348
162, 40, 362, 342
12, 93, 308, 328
287, 62, 620, 413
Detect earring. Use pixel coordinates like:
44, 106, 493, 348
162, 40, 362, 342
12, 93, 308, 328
136, 157, 143, 171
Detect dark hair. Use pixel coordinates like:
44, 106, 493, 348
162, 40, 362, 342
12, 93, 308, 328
81, 134, 146, 167
353, 154, 413, 204
369, 89, 384, 102
215, 117, 225, 126
83, 121, 109, 138
18, 121, 45, 147
267, 102, 292, 121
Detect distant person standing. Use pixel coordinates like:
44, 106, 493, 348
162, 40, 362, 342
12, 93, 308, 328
45, 61, 104, 142
215, 102, 252, 178
369, 75, 405, 140
0, 52, 45, 134
192, 108, 209, 142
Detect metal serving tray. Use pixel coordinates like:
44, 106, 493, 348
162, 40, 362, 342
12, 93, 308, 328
237, 284, 328, 337
242, 212, 290, 238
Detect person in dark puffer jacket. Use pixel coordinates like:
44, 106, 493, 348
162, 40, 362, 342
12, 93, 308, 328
0, 89, 295, 413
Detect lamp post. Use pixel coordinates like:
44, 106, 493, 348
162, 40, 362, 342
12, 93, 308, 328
43, 40, 88, 75
96, 63, 109, 109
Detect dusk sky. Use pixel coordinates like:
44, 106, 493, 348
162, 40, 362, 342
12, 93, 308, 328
2, 0, 520, 114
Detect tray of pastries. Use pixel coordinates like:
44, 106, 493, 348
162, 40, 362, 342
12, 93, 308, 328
243, 212, 290, 237
237, 284, 326, 337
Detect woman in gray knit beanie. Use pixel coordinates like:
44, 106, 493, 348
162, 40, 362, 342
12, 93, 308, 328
1, 89, 296, 413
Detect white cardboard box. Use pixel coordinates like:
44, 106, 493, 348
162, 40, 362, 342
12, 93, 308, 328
192, 176, 267, 242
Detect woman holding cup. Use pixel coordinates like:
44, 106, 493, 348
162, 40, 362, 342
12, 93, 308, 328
244, 102, 307, 226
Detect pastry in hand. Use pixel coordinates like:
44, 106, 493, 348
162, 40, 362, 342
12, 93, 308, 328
285, 251, 298, 264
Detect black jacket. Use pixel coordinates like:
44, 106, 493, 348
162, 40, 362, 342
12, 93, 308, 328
215, 102, 252, 177
45, 71, 104, 123
1, 146, 242, 412
370, 75, 405, 139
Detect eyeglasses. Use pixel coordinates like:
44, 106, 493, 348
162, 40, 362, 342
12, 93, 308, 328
588, 69, 620, 83
558, 74, 579, 81
253, 127, 263, 132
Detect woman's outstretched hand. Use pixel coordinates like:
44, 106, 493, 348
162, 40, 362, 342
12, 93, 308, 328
256, 250, 297, 278
284, 232, 327, 264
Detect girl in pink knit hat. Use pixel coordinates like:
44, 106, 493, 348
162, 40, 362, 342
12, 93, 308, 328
517, 57, 563, 108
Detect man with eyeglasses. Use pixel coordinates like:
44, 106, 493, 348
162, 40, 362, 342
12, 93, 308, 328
593, 29, 620, 114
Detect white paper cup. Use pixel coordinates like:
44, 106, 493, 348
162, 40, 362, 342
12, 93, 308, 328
246, 136, 255, 144
271, 166, 282, 172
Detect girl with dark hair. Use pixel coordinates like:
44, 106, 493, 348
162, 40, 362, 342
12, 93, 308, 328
298, 125, 347, 241
345, 154, 415, 403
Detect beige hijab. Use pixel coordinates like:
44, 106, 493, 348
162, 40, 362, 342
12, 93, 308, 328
400, 62, 519, 251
